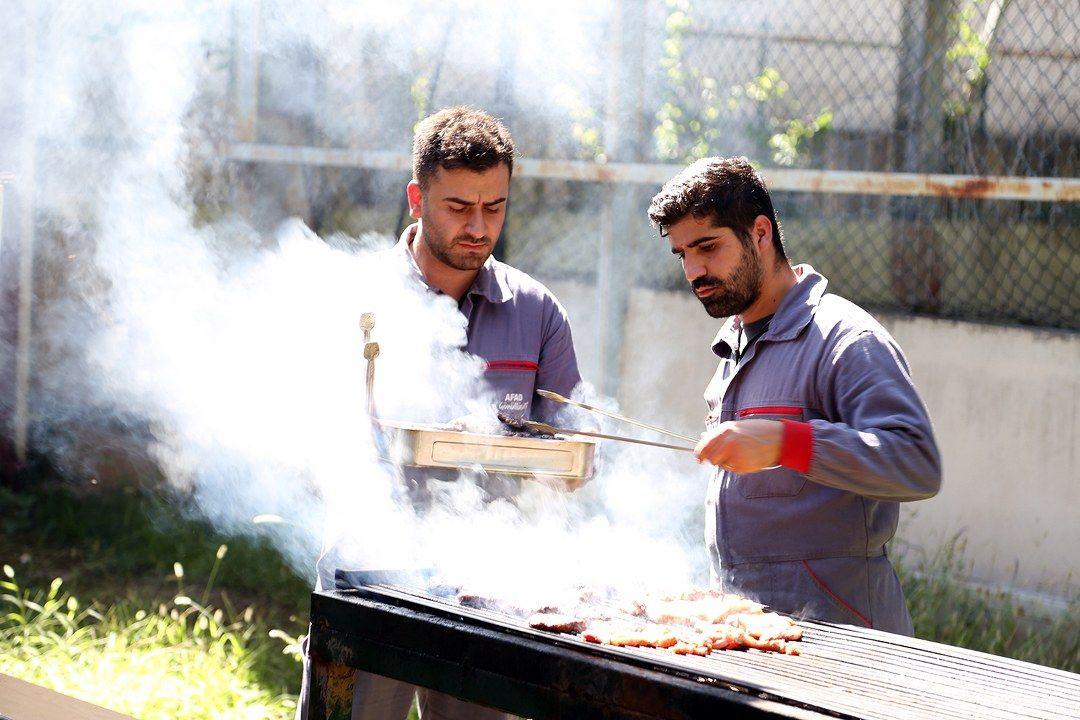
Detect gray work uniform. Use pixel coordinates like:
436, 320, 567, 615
704, 265, 941, 635
300, 224, 585, 720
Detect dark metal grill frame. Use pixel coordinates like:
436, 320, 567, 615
306, 586, 1080, 720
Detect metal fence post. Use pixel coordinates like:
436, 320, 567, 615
0, 173, 12, 479
597, 0, 647, 398
891, 0, 951, 310
12, 1, 41, 468
231, 0, 260, 221
492, 2, 518, 263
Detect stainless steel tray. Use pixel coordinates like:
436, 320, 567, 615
377, 420, 596, 481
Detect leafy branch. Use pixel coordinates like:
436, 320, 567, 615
652, 0, 832, 166
944, 0, 1011, 119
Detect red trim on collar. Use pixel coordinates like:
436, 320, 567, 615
736, 406, 802, 418
485, 360, 539, 372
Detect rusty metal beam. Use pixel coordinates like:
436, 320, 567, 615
229, 142, 410, 172
226, 143, 1080, 202
681, 28, 1080, 62
767, 167, 1079, 201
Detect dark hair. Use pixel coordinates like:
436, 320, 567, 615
412, 106, 515, 189
647, 156, 786, 259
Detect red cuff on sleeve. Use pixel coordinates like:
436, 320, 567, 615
779, 419, 813, 473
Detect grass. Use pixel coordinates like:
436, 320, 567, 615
0, 475, 311, 719
1, 564, 302, 719
898, 536, 1080, 673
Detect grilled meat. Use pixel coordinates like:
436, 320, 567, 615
726, 612, 803, 642
527, 612, 587, 633
582, 621, 679, 649
646, 592, 765, 625
496, 411, 554, 438
470, 586, 804, 657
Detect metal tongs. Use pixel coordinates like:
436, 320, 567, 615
531, 389, 697, 453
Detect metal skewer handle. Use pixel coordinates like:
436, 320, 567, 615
537, 389, 698, 444
361, 313, 379, 419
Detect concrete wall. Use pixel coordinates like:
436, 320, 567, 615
549, 280, 1080, 598
882, 315, 1079, 597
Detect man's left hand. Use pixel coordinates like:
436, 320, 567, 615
695, 419, 782, 473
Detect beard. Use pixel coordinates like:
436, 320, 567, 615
419, 222, 493, 272
691, 240, 765, 318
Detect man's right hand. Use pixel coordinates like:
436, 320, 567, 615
695, 419, 783, 473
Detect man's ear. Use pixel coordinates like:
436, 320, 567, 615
753, 214, 772, 250
406, 181, 423, 219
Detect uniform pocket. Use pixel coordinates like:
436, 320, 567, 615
737, 466, 807, 498
735, 405, 803, 419
484, 359, 538, 417
734, 404, 807, 498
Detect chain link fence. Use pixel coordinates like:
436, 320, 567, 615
200, 0, 1079, 330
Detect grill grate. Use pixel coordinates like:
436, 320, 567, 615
306, 585, 1080, 720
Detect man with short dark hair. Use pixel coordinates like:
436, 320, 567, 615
649, 156, 942, 635
398, 105, 581, 427
299, 107, 585, 720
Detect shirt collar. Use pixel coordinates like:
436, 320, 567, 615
710, 264, 827, 358
394, 223, 513, 304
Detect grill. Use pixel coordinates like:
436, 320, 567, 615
305, 585, 1080, 719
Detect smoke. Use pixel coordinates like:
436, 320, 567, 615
1, 0, 708, 598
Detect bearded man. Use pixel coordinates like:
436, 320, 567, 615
649, 156, 942, 635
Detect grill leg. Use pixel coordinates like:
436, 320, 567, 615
306, 651, 357, 720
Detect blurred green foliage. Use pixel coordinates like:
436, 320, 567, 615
653, 0, 832, 166
898, 535, 1079, 673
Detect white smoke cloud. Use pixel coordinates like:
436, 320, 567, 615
3, 0, 709, 599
